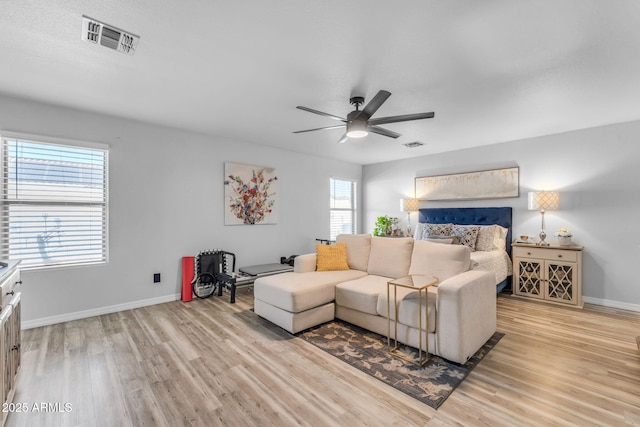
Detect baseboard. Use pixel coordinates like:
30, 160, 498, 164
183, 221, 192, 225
21, 293, 181, 330
20, 294, 637, 330
582, 296, 640, 313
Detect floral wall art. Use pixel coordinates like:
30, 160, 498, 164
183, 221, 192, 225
224, 162, 278, 225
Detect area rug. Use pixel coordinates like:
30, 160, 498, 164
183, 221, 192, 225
299, 320, 503, 409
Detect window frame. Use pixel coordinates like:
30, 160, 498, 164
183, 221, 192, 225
0, 131, 109, 271
329, 177, 357, 240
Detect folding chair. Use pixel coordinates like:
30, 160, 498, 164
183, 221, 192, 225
191, 250, 236, 298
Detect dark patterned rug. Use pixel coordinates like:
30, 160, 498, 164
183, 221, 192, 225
299, 320, 503, 409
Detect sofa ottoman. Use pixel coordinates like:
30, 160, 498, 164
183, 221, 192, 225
254, 269, 367, 333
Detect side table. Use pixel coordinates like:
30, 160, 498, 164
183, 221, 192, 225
512, 243, 583, 307
387, 275, 439, 366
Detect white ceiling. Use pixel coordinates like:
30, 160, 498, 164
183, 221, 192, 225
2, 1, 640, 165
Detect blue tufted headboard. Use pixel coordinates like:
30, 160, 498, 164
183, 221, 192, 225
418, 207, 513, 257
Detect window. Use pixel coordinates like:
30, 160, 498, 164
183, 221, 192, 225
0, 134, 108, 269
329, 178, 357, 240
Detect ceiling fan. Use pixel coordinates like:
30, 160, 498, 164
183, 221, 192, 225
293, 90, 434, 144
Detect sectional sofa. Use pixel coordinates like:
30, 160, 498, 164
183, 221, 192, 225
254, 234, 496, 364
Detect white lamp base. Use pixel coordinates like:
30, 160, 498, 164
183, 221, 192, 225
536, 210, 550, 246
536, 230, 550, 246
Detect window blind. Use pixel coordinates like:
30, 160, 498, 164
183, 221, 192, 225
1, 137, 108, 269
329, 178, 356, 240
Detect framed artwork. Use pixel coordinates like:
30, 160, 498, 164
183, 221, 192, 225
415, 167, 519, 201
224, 162, 278, 225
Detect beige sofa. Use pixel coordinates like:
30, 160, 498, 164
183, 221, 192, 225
254, 234, 496, 364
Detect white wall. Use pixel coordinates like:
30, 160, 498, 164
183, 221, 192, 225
0, 94, 361, 326
363, 121, 640, 310
3, 92, 638, 323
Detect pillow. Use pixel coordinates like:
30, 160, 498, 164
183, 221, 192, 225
367, 237, 414, 278
316, 243, 349, 271
445, 235, 461, 245
472, 224, 509, 251
475, 225, 498, 251
413, 223, 428, 240
335, 234, 371, 271
494, 225, 508, 251
425, 237, 454, 244
426, 223, 453, 238
451, 225, 480, 251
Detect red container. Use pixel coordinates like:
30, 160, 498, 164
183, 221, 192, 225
181, 256, 194, 302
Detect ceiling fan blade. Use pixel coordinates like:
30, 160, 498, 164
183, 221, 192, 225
293, 124, 346, 134
369, 126, 401, 139
296, 106, 346, 122
337, 133, 349, 144
368, 112, 435, 126
359, 90, 391, 119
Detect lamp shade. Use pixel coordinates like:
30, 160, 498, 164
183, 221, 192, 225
400, 198, 420, 212
346, 119, 368, 138
528, 191, 559, 211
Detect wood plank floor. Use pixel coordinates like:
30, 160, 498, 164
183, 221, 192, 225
7, 290, 640, 426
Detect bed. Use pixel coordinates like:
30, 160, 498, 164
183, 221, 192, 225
415, 207, 513, 292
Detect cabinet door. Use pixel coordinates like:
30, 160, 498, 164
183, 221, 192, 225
8, 294, 20, 379
0, 306, 11, 406
0, 269, 19, 309
545, 261, 578, 305
514, 257, 544, 299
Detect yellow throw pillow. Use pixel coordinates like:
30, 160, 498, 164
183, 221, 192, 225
316, 243, 350, 271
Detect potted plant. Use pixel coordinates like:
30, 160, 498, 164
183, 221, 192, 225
373, 216, 393, 236
555, 228, 573, 246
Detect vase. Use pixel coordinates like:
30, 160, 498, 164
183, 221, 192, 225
557, 236, 572, 246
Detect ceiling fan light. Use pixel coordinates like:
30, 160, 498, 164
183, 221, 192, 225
346, 129, 368, 138
346, 121, 368, 138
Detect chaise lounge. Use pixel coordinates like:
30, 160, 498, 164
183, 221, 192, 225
254, 234, 496, 364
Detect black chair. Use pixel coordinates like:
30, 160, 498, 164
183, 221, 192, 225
191, 250, 236, 298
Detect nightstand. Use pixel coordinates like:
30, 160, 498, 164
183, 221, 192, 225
512, 243, 583, 308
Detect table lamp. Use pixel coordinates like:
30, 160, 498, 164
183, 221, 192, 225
528, 191, 559, 246
400, 198, 420, 236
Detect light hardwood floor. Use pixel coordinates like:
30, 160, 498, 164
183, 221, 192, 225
7, 290, 640, 426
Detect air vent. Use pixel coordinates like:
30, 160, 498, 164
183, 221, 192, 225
403, 141, 425, 148
81, 16, 139, 55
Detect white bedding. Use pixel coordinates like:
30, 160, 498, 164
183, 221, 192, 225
470, 250, 512, 285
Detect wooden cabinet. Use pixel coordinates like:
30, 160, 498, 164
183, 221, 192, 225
512, 243, 583, 308
0, 262, 21, 427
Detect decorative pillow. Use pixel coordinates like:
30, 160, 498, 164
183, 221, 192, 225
475, 225, 498, 251
494, 225, 508, 251
426, 223, 453, 238
425, 238, 454, 244
451, 225, 480, 251
316, 243, 349, 271
413, 223, 428, 240
472, 224, 509, 251
447, 235, 461, 245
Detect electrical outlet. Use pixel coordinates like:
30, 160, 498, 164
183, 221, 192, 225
153, 273, 161, 283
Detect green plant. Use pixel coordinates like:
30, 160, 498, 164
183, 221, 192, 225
373, 215, 393, 236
